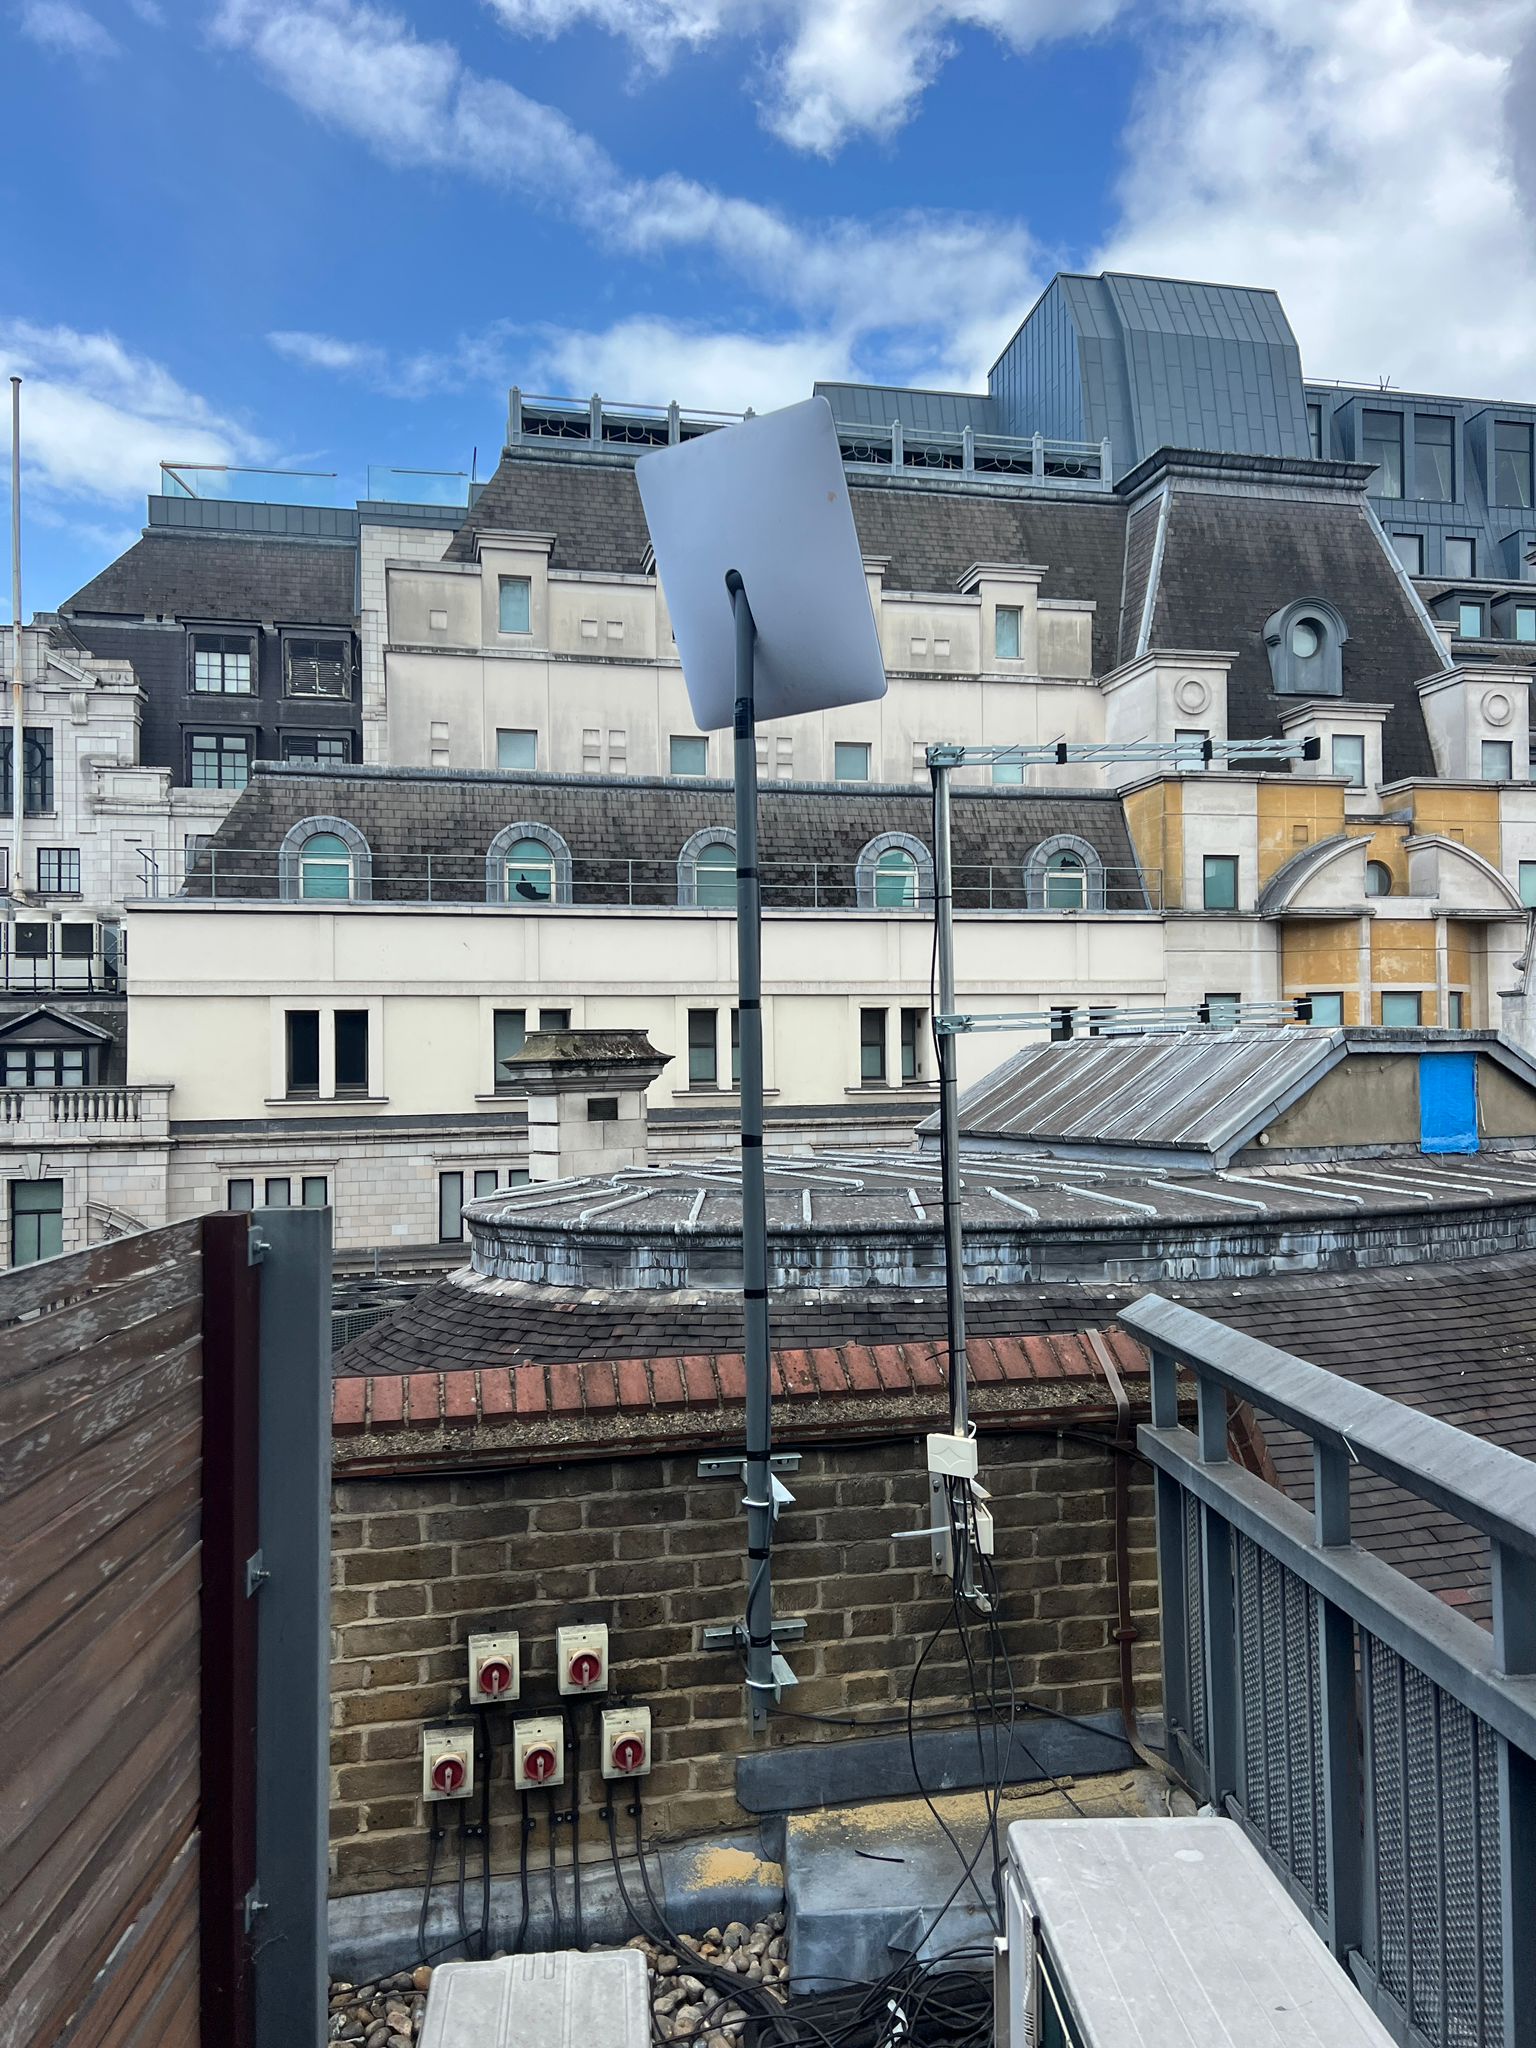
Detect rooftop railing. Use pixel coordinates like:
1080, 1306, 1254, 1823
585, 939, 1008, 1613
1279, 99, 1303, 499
0, 929, 124, 993
1125, 1292, 1536, 2048
139, 851, 1161, 913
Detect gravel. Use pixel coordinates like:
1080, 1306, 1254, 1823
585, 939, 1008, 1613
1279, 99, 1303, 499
326, 1911, 789, 2046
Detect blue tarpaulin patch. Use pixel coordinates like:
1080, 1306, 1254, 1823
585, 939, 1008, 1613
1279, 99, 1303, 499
1420, 1052, 1478, 1153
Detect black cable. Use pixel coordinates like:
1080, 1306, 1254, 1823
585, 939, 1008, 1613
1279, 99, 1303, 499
416, 1812, 444, 1966
514, 1790, 532, 1954
569, 1711, 585, 1951
476, 1717, 493, 1960
454, 1813, 471, 1961
544, 1785, 564, 1949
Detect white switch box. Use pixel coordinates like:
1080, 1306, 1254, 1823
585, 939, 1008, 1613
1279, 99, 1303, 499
423, 1724, 476, 1802
467, 1632, 520, 1706
600, 1705, 652, 1780
926, 1432, 979, 1480
557, 1622, 609, 1696
512, 1714, 565, 1791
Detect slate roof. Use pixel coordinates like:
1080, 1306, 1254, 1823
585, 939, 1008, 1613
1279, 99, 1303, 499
188, 764, 1146, 906
61, 531, 356, 623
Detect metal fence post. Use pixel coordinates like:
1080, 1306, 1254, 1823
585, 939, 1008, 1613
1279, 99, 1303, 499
1500, 1739, 1536, 2047
252, 1205, 332, 2048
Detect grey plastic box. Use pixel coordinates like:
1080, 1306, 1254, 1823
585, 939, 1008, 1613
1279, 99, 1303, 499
419, 1949, 650, 2048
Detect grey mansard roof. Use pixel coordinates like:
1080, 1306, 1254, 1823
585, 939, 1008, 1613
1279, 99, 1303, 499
62, 530, 356, 624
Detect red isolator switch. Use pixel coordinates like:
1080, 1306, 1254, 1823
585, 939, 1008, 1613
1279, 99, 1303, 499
556, 1623, 609, 1696
422, 1724, 475, 1803
524, 1742, 557, 1783
571, 1650, 601, 1687
432, 1753, 466, 1795
601, 1705, 652, 1781
467, 1632, 520, 1707
512, 1715, 566, 1791
478, 1654, 514, 1699
613, 1732, 645, 1774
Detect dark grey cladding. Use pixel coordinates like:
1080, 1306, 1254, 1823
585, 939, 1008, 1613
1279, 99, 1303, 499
61, 530, 356, 623
189, 765, 1147, 905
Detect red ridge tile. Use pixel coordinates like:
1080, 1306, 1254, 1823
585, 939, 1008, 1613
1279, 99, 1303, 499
405, 1373, 441, 1429
651, 1357, 686, 1408
443, 1372, 477, 1421
843, 1346, 881, 1393
715, 1353, 748, 1402
616, 1359, 651, 1410
480, 1368, 516, 1419
584, 1362, 618, 1410
680, 1354, 719, 1406
549, 1362, 583, 1415
514, 1365, 547, 1417
332, 1378, 366, 1435
370, 1376, 404, 1426
871, 1344, 909, 1392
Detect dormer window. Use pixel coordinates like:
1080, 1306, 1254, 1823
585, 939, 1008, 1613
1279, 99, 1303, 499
1264, 599, 1348, 697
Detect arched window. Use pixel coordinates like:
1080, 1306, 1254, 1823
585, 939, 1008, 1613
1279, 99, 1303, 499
485, 823, 572, 905
299, 832, 353, 900
505, 838, 555, 904
1043, 848, 1087, 910
278, 815, 372, 902
1365, 859, 1393, 898
854, 832, 935, 910
1264, 598, 1349, 697
696, 842, 738, 908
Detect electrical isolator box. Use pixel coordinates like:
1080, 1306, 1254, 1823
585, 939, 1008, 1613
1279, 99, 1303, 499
557, 1622, 609, 1696
600, 1705, 652, 1780
467, 1632, 521, 1705
423, 1723, 476, 1803
513, 1714, 566, 1790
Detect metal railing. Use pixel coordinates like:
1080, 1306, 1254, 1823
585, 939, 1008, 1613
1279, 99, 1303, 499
837, 422, 1111, 486
1125, 1293, 1536, 2048
0, 935, 124, 992
141, 851, 1161, 912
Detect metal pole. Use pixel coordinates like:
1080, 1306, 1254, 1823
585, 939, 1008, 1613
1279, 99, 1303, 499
10, 378, 23, 901
727, 569, 775, 1729
931, 757, 969, 1438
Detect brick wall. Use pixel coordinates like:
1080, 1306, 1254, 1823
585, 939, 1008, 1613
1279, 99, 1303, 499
327, 1427, 1158, 1894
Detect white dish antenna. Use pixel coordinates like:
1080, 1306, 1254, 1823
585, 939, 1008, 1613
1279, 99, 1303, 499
635, 396, 887, 732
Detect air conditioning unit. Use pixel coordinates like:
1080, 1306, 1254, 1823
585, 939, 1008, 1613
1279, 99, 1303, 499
420, 1951, 649, 2048
998, 1818, 1394, 2047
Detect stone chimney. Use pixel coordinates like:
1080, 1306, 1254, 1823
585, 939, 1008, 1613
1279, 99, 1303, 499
502, 1029, 671, 1182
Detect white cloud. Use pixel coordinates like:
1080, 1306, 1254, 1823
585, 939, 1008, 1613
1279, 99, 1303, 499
1099, 0, 1536, 395
481, 0, 1125, 153
17, 0, 119, 57
527, 318, 856, 413
269, 330, 390, 377
0, 319, 265, 503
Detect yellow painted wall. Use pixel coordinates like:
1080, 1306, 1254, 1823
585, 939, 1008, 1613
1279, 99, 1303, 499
1279, 919, 1364, 1024
1123, 780, 1183, 910
1370, 919, 1440, 1022
1401, 784, 1501, 865
1342, 820, 1411, 895
1256, 783, 1346, 887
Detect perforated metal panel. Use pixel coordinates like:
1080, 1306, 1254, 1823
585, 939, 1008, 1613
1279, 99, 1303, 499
1184, 1490, 1207, 1763
1235, 1534, 1327, 1915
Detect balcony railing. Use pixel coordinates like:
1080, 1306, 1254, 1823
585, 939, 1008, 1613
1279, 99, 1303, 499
836, 422, 1111, 486
0, 936, 124, 993
0, 1085, 168, 1136
1125, 1292, 1536, 2048
139, 853, 1161, 913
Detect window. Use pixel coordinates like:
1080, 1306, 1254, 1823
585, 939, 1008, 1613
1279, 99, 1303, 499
834, 742, 870, 783
334, 1010, 369, 1094
992, 759, 1023, 786
1482, 740, 1513, 781
900, 1007, 924, 1082
1202, 855, 1239, 911
1307, 403, 1323, 460
191, 633, 254, 694
497, 729, 537, 771
285, 638, 350, 698
1381, 992, 1423, 1027
14, 923, 47, 958
1515, 606, 1536, 643
299, 832, 353, 900
189, 732, 251, 790
695, 842, 738, 909
1265, 601, 1347, 697
283, 733, 351, 765
687, 1008, 717, 1086
1331, 734, 1366, 788
438, 1171, 465, 1242
264, 1178, 292, 1207
1521, 861, 1536, 908
1361, 409, 1403, 497
587, 1096, 618, 1122
473, 1169, 498, 1198
860, 1008, 887, 1083
0, 728, 54, 813
2, 1047, 87, 1085
994, 607, 1021, 660
1044, 849, 1087, 909
285, 1010, 320, 1096
493, 1009, 526, 1090
302, 1175, 328, 1207
498, 576, 532, 634
1414, 414, 1455, 501
1494, 420, 1534, 509
37, 848, 80, 894
1307, 993, 1344, 1027
670, 736, 708, 777
1447, 992, 1466, 1028
538, 1008, 570, 1031
11, 1178, 63, 1265
1174, 729, 1210, 767
505, 838, 555, 903
227, 1178, 254, 1211
730, 1008, 740, 1089
1391, 533, 1424, 574
1444, 536, 1476, 580
1458, 601, 1484, 639
874, 846, 919, 908
1204, 994, 1241, 1026
1365, 860, 1393, 897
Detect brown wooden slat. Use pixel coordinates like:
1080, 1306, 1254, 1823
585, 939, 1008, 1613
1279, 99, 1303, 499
0, 1383, 200, 1559
0, 1334, 202, 1499
0, 1465, 200, 1668
0, 1221, 200, 1333
46, 1825, 199, 2048
0, 1415, 199, 1613
0, 1258, 203, 1397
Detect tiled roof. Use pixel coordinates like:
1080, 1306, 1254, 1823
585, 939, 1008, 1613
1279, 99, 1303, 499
61, 530, 356, 623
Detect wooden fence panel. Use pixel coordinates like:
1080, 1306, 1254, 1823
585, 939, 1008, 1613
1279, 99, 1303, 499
0, 1222, 208, 2048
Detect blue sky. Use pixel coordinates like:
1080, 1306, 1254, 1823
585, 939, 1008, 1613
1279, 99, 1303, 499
4, 0, 1535, 616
